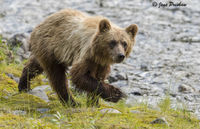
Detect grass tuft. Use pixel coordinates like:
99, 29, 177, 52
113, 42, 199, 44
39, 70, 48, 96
0, 36, 199, 128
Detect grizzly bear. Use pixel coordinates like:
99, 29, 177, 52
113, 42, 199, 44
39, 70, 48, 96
18, 9, 138, 106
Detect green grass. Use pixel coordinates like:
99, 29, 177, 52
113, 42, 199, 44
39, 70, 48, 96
0, 36, 199, 129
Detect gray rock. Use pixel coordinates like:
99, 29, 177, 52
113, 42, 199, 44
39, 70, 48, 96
130, 110, 140, 114
37, 108, 49, 113
130, 91, 142, 96
191, 36, 200, 42
22, 51, 31, 59
16, 47, 24, 56
40, 114, 54, 118
16, 47, 30, 60
28, 85, 51, 102
108, 72, 127, 83
150, 117, 168, 125
100, 108, 121, 114
183, 95, 193, 102
178, 84, 195, 93
170, 93, 177, 97
107, 76, 118, 83
115, 72, 127, 80
8, 34, 24, 48
140, 64, 149, 71
2, 96, 9, 99
7, 33, 29, 53
12, 110, 26, 115
111, 80, 128, 87
125, 96, 143, 107
6, 73, 19, 83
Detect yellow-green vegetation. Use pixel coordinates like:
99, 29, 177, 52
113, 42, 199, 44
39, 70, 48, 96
0, 36, 199, 129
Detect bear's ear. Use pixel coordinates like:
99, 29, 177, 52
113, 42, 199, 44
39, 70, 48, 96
99, 19, 111, 33
126, 24, 138, 39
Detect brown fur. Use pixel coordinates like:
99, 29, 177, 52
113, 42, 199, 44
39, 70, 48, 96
18, 55, 43, 92
18, 9, 138, 106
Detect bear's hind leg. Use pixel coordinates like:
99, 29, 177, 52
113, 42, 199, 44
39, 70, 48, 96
44, 62, 77, 106
18, 56, 43, 92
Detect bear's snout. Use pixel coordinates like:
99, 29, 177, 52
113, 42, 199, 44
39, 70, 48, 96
116, 53, 125, 63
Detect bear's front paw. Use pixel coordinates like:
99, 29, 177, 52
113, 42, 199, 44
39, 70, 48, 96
100, 83, 126, 103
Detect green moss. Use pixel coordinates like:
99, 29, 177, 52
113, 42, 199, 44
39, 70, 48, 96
0, 113, 59, 129
0, 63, 23, 77
31, 74, 48, 89
0, 37, 199, 128
0, 73, 18, 98
0, 67, 199, 129
0, 36, 15, 64
1, 93, 48, 111
0, 36, 6, 62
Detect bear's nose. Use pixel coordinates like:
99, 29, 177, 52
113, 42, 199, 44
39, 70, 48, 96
118, 53, 125, 60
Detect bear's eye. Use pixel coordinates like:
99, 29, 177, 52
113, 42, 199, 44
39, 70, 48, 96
122, 41, 127, 50
109, 40, 117, 49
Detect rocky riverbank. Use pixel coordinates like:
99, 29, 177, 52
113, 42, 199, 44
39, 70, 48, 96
1, 0, 200, 119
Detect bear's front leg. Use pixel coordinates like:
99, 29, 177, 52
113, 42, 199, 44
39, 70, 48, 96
18, 56, 43, 92
70, 64, 125, 103
41, 60, 78, 107
99, 82, 126, 102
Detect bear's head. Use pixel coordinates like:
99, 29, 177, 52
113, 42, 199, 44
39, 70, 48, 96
91, 19, 138, 65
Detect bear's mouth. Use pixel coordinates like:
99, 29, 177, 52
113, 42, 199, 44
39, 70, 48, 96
113, 57, 124, 63
115, 59, 124, 63
112, 54, 125, 63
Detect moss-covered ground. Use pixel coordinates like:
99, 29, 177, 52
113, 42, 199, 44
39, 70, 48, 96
0, 36, 199, 129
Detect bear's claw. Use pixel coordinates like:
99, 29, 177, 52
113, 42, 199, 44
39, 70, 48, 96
100, 83, 126, 103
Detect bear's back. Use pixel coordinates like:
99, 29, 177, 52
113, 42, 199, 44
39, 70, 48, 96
29, 9, 102, 64
29, 9, 121, 66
